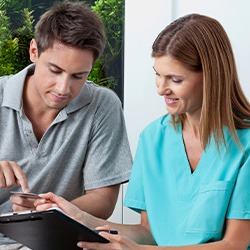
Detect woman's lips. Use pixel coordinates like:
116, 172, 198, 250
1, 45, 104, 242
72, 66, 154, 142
164, 96, 179, 106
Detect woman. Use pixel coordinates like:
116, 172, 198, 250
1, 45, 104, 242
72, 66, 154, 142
35, 13, 250, 249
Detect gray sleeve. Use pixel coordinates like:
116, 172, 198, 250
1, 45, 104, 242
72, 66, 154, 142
83, 88, 133, 190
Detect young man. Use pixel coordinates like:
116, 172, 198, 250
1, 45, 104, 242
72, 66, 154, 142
0, 1, 132, 248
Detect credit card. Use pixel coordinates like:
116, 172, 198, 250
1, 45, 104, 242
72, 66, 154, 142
10, 191, 41, 199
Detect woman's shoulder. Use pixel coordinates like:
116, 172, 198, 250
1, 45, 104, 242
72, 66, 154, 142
236, 126, 250, 147
141, 113, 171, 135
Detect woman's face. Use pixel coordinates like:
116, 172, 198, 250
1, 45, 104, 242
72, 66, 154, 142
154, 55, 203, 118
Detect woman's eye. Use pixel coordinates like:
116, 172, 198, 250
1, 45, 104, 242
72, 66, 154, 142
172, 77, 182, 83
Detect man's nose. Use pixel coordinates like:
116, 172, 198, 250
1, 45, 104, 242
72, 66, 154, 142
56, 75, 71, 94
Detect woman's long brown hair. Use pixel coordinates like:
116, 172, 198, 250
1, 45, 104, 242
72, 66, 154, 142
152, 14, 250, 149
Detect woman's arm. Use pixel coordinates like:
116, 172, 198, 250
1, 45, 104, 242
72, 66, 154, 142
77, 218, 250, 250
35, 193, 250, 250
34, 192, 156, 245
140, 219, 250, 250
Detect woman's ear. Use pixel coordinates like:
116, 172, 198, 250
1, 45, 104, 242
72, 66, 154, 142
29, 39, 39, 63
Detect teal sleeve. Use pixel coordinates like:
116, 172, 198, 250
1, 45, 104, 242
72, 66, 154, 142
124, 134, 146, 213
226, 150, 250, 219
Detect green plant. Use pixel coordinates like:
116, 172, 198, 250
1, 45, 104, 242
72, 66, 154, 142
89, 0, 124, 89
0, 0, 34, 75
0, 0, 124, 92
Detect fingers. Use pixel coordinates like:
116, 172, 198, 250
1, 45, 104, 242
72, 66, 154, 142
34, 195, 55, 211
0, 161, 17, 188
77, 231, 117, 250
77, 232, 138, 250
95, 225, 111, 231
35, 192, 69, 210
34, 192, 85, 224
34, 192, 65, 209
77, 241, 109, 249
34, 202, 54, 211
0, 161, 29, 191
10, 196, 36, 211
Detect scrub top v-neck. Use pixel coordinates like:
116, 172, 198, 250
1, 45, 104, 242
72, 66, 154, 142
124, 114, 250, 247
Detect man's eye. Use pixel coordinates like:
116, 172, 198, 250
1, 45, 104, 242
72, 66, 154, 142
50, 68, 61, 74
72, 75, 84, 80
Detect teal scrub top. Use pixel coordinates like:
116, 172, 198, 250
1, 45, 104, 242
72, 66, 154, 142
124, 114, 250, 247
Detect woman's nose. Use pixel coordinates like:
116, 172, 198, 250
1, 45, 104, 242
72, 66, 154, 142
156, 78, 170, 95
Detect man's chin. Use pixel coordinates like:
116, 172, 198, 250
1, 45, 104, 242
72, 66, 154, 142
47, 103, 68, 111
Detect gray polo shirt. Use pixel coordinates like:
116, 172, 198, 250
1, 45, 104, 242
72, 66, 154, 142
0, 64, 132, 245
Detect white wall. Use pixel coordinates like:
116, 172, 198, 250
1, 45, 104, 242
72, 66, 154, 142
110, 0, 250, 224
122, 0, 173, 224
174, 0, 250, 98
109, 0, 171, 224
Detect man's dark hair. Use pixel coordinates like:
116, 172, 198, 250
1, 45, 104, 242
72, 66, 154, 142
34, 1, 106, 62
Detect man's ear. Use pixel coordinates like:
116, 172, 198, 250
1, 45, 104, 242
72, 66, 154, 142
29, 39, 39, 62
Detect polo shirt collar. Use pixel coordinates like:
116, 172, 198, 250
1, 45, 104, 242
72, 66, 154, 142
1, 64, 32, 111
2, 64, 92, 114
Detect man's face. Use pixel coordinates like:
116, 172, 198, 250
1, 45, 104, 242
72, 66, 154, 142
29, 39, 94, 111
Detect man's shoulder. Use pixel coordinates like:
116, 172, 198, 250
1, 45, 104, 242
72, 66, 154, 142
0, 65, 33, 89
84, 81, 121, 105
0, 75, 13, 86
85, 81, 118, 95
0, 75, 13, 102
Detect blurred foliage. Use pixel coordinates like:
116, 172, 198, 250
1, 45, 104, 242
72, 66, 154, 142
0, 0, 34, 75
0, 0, 125, 90
89, 0, 125, 88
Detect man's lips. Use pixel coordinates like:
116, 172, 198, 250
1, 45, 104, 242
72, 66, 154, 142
50, 92, 69, 102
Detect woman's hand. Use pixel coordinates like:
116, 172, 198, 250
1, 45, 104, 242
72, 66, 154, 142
34, 192, 85, 223
77, 225, 142, 250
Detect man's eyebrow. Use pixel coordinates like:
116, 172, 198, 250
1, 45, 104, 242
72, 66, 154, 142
48, 62, 89, 75
48, 62, 63, 71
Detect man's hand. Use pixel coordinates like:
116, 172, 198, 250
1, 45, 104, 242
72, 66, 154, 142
0, 161, 29, 191
10, 196, 36, 211
0, 160, 30, 211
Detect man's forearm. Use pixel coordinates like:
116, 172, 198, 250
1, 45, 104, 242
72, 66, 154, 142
71, 185, 120, 219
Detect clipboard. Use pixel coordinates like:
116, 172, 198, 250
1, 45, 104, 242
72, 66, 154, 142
0, 208, 109, 250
